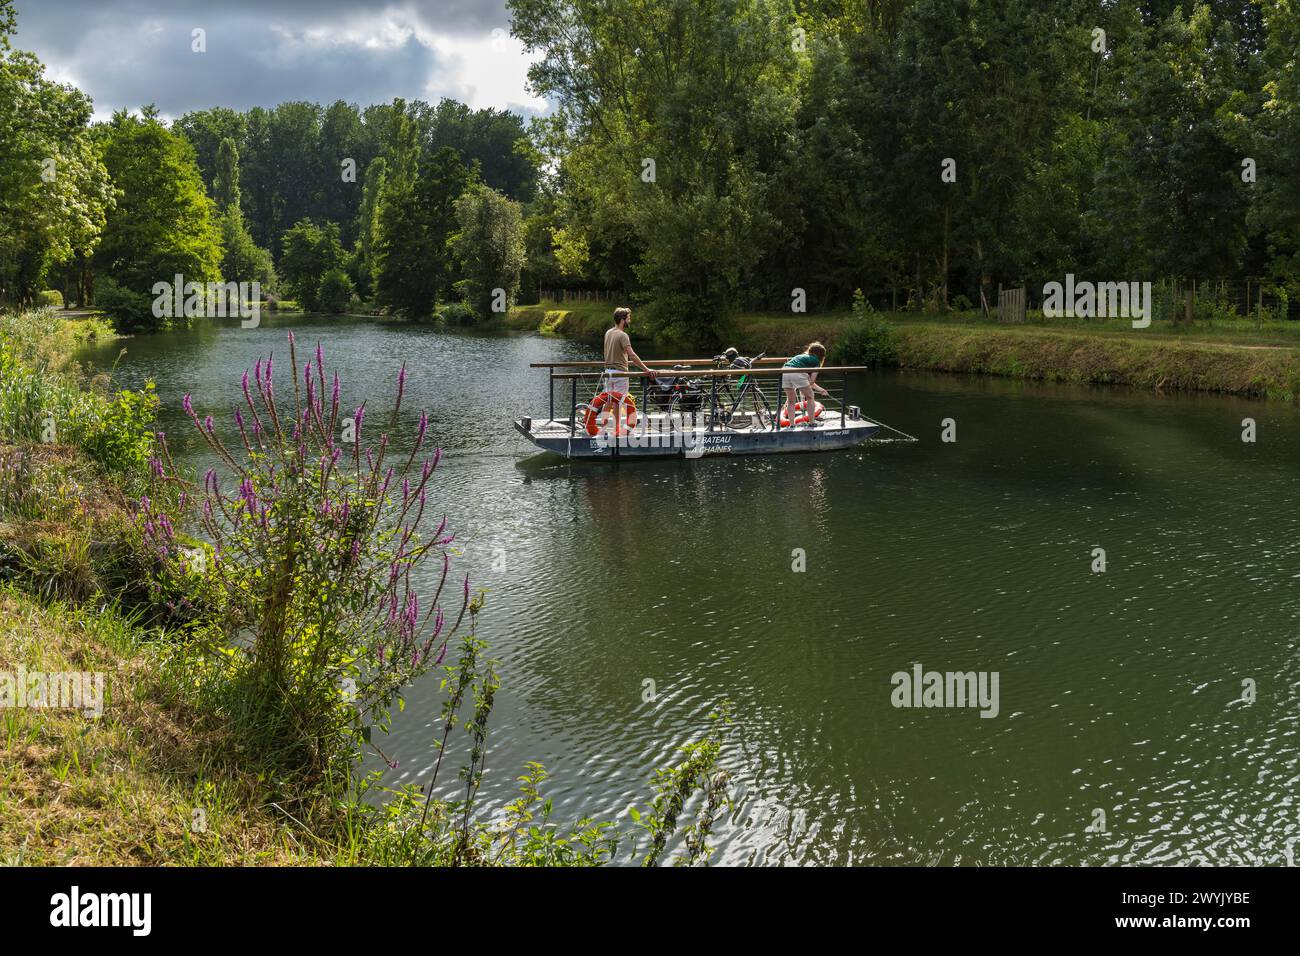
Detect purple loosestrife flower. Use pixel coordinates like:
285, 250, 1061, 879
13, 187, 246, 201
315, 342, 323, 371
239, 478, 257, 516
204, 415, 214, 433
417, 411, 428, 443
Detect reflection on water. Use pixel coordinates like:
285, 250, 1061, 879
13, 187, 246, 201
81, 315, 1300, 865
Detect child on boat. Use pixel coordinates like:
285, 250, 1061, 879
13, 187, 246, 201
782, 342, 829, 427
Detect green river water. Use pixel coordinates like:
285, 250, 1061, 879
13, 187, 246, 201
80, 314, 1300, 866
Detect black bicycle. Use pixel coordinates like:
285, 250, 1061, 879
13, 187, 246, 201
707, 350, 775, 430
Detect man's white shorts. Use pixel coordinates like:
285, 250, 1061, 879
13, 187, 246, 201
604, 370, 630, 395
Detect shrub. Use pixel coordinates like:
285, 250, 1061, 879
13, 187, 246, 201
830, 289, 898, 366
94, 276, 161, 334
36, 290, 64, 308
146, 333, 471, 790
318, 268, 355, 314
437, 301, 479, 327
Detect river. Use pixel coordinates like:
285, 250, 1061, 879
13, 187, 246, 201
79, 313, 1300, 866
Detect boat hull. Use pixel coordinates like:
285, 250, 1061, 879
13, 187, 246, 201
514, 415, 882, 460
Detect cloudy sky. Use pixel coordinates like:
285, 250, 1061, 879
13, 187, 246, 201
12, 0, 548, 120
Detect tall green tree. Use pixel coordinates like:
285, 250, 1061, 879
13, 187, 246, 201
93, 109, 222, 300
1251, 0, 1300, 300
511, 0, 802, 340
0, 2, 113, 304
174, 107, 248, 198
374, 101, 475, 317
451, 184, 526, 319
214, 138, 275, 289
279, 218, 342, 311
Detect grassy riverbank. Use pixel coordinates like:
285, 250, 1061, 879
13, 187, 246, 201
507, 300, 1300, 401
1, 307, 730, 867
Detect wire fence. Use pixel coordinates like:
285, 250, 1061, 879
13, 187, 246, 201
951, 278, 1294, 324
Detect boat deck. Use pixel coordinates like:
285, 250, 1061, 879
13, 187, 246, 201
514, 412, 883, 459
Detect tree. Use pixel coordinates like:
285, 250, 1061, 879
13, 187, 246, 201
374, 101, 475, 317
0, 6, 113, 305
510, 0, 802, 340
173, 107, 247, 198
212, 137, 275, 289
353, 155, 386, 299
1251, 0, 1300, 301
93, 109, 222, 312
318, 267, 354, 313
279, 218, 342, 311
451, 184, 526, 320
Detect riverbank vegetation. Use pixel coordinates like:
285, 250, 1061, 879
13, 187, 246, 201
0, 308, 733, 865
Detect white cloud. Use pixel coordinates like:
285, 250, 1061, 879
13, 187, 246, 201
12, 0, 549, 121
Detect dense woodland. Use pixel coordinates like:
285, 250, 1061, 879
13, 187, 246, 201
1, 0, 1298, 340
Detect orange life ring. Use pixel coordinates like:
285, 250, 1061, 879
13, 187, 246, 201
779, 400, 825, 427
584, 391, 638, 436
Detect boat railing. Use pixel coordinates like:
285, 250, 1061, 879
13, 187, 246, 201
530, 360, 869, 436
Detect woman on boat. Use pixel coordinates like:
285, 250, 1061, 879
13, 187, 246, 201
782, 342, 829, 427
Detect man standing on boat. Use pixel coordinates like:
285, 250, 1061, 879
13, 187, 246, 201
603, 307, 656, 433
